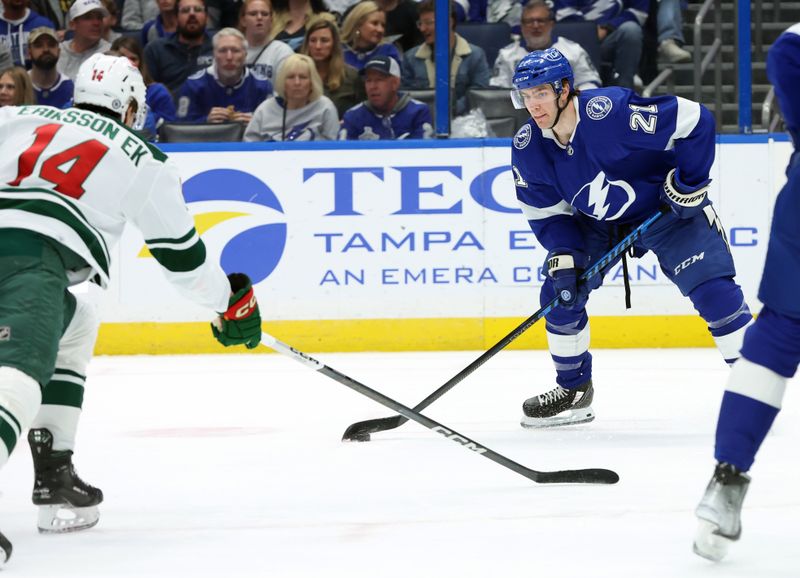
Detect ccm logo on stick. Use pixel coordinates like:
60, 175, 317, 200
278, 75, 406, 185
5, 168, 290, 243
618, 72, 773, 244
432, 427, 488, 454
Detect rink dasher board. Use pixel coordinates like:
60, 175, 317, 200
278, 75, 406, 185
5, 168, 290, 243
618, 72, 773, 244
82, 136, 791, 354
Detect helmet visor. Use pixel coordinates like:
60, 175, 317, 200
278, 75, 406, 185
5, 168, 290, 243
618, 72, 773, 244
509, 86, 558, 110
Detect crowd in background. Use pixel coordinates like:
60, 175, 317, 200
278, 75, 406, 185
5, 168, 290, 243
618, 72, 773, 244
0, 0, 692, 140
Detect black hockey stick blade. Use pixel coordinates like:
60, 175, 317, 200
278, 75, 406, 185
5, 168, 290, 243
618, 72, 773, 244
342, 415, 403, 442
261, 332, 619, 485
534, 468, 619, 485
341, 208, 669, 442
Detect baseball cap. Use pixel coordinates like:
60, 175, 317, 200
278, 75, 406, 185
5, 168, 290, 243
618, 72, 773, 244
28, 27, 59, 44
68, 0, 109, 21
360, 55, 401, 78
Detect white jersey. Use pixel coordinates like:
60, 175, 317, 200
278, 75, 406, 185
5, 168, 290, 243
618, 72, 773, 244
490, 35, 601, 90
0, 105, 229, 313
246, 39, 294, 84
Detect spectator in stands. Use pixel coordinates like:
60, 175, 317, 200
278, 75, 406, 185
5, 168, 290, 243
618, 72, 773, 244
270, 0, 334, 51
301, 18, 364, 117
341, 1, 400, 71
491, 0, 600, 89
58, 0, 112, 80
657, 0, 690, 63
554, 0, 647, 90
111, 36, 176, 129
374, 0, 421, 52
240, 0, 294, 83
122, 0, 160, 31
29, 0, 68, 30
401, 0, 490, 116
0, 41, 12, 70
28, 26, 73, 107
341, 55, 432, 140
245, 52, 339, 140
101, 0, 122, 43
0, 65, 35, 105
0, 0, 56, 68
144, 0, 214, 96
467, 0, 523, 29
141, 0, 178, 47
176, 27, 272, 123
206, 0, 245, 29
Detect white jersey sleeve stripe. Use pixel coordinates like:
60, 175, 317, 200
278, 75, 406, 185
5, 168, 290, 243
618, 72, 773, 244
518, 198, 573, 222
666, 97, 701, 150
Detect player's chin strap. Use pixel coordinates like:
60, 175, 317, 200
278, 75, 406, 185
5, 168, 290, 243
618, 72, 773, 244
548, 88, 572, 130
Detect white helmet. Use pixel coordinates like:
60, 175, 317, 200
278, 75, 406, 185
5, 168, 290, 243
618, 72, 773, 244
74, 53, 147, 130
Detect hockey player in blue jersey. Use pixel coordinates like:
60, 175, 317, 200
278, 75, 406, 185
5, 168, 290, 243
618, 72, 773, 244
692, 24, 800, 562
510, 48, 752, 428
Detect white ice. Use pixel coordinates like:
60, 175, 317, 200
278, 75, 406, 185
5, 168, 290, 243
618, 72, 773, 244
2, 348, 798, 578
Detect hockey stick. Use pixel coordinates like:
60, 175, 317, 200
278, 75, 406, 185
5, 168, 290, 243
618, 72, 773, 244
342, 207, 668, 442
260, 331, 619, 484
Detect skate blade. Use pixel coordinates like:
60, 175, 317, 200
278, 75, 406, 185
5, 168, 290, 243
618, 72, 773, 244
520, 407, 595, 429
37, 505, 100, 534
693, 519, 733, 562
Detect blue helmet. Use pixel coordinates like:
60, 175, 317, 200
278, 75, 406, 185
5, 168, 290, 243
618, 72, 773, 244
512, 47, 574, 96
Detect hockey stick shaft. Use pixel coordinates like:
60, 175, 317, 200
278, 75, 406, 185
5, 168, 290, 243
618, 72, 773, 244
260, 332, 618, 484
342, 208, 668, 440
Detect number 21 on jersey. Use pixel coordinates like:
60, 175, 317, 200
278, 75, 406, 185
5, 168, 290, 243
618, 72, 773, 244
629, 104, 658, 134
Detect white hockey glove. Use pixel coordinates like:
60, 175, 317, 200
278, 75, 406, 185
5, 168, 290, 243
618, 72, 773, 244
661, 168, 711, 219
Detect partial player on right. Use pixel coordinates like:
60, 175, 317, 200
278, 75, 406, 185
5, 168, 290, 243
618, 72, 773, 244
693, 24, 800, 562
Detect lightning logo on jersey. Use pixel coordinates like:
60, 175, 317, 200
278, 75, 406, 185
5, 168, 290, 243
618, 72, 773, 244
572, 171, 636, 221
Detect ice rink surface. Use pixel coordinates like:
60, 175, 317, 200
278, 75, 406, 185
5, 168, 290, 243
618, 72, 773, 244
1, 347, 798, 577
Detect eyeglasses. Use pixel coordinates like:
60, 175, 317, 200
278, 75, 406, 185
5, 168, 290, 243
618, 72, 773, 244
245, 10, 270, 17
521, 17, 552, 26
178, 6, 205, 14
215, 46, 244, 54
416, 18, 435, 28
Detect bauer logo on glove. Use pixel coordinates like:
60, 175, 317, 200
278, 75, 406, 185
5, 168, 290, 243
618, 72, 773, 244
211, 273, 262, 349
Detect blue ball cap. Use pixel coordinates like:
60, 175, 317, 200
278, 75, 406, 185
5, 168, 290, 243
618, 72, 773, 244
512, 47, 574, 95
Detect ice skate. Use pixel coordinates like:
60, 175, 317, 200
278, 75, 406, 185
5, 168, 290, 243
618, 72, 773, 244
28, 428, 103, 533
520, 380, 595, 428
0, 530, 11, 566
693, 462, 750, 561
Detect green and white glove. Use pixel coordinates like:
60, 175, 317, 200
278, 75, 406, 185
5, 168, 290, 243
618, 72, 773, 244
211, 273, 262, 349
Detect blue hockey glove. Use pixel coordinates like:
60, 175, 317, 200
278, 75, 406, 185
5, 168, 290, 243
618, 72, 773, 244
547, 250, 591, 310
211, 273, 262, 349
661, 168, 711, 219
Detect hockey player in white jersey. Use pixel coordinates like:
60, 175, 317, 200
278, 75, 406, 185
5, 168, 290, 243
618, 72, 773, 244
0, 54, 262, 565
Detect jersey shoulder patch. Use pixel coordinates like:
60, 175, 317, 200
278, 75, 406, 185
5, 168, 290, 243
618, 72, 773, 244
513, 123, 532, 149
585, 95, 613, 120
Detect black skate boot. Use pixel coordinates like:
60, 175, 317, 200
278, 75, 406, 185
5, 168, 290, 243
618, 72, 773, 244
520, 380, 595, 428
693, 462, 751, 561
0, 530, 11, 566
28, 428, 103, 533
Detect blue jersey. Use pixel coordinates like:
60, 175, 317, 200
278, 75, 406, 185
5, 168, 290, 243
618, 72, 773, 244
512, 87, 716, 253
758, 23, 800, 318
0, 10, 56, 67
768, 24, 800, 150
33, 74, 74, 109
554, 0, 648, 28
175, 66, 273, 122
339, 93, 433, 140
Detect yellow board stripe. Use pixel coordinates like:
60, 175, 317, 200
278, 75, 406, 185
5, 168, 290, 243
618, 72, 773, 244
95, 316, 715, 355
